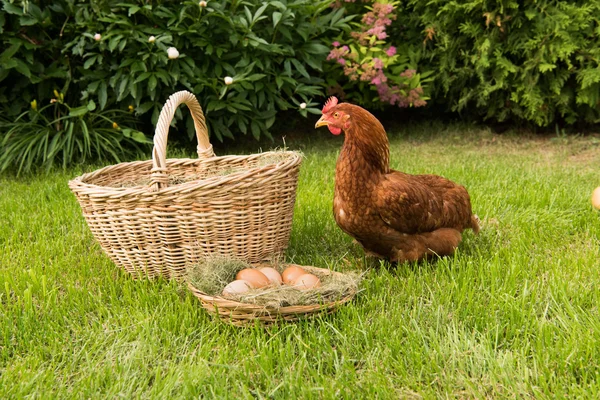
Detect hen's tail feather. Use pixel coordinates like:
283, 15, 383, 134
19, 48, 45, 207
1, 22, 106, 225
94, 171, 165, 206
471, 214, 481, 234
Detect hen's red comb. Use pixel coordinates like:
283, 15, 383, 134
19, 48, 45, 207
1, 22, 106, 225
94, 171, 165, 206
322, 96, 338, 114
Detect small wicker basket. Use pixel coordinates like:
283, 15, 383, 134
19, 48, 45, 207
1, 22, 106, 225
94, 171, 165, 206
188, 265, 357, 326
69, 91, 302, 280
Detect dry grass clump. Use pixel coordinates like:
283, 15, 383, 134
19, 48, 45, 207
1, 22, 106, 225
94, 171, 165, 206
114, 151, 298, 188
187, 256, 361, 308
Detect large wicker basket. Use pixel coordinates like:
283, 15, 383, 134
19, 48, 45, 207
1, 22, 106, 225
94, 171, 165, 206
188, 265, 357, 326
69, 91, 302, 280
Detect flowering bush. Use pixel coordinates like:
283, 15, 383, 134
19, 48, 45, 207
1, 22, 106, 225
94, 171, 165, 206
325, 1, 431, 109
0, 0, 351, 151
330, 0, 600, 127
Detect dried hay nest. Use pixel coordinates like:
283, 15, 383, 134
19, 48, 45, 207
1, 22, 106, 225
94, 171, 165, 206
187, 256, 362, 326
112, 151, 294, 188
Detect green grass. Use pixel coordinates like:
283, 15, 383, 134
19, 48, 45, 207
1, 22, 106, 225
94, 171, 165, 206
2, 123, 600, 398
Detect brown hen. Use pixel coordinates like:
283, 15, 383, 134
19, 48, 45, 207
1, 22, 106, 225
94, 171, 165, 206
315, 97, 479, 263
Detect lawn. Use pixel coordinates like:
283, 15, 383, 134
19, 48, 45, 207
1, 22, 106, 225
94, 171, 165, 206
1, 123, 600, 398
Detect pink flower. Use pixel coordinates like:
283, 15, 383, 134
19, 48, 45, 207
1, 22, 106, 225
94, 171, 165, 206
363, 15, 375, 25
327, 46, 350, 61
344, 65, 359, 81
381, 4, 394, 15
385, 46, 397, 57
373, 58, 383, 69
400, 69, 416, 78
332, 41, 340, 47
337, 58, 346, 65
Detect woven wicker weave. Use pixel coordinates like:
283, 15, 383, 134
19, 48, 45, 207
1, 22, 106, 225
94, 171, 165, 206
188, 265, 356, 326
69, 91, 302, 279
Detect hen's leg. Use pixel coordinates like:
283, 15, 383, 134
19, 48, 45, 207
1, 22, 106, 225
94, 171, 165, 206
392, 228, 462, 263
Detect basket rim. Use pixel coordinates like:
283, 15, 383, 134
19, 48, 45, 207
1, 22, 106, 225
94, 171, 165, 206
188, 282, 355, 313
68, 150, 303, 196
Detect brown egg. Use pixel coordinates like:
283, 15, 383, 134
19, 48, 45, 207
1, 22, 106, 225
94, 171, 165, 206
294, 273, 321, 290
259, 267, 283, 285
282, 265, 306, 284
222, 280, 252, 297
592, 187, 600, 210
235, 268, 270, 288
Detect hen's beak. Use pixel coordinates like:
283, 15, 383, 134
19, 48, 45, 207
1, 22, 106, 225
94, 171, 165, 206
315, 115, 328, 129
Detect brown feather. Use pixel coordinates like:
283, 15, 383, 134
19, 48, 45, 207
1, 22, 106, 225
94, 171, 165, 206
326, 102, 479, 263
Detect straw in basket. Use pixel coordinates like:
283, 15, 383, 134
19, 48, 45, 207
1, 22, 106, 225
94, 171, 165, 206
69, 91, 302, 280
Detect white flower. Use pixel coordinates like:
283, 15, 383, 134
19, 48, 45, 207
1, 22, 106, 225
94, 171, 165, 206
299, 102, 307, 109
167, 47, 180, 59
199, 0, 207, 7
93, 33, 102, 41
224, 76, 233, 85
148, 36, 156, 43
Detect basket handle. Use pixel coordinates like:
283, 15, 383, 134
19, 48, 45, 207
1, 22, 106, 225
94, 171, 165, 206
150, 90, 214, 191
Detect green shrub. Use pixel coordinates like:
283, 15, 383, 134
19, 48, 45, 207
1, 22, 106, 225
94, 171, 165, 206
0, 93, 149, 175
397, 0, 600, 126
0, 0, 352, 147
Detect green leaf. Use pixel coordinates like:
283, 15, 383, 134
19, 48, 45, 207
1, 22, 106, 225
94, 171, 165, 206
98, 81, 107, 109
303, 42, 330, 55
0, 68, 8, 83
130, 130, 149, 143
245, 73, 266, 81
3, 3, 23, 15
272, 11, 282, 27
118, 39, 127, 52
270, 1, 286, 11
136, 102, 154, 115
538, 63, 556, 73
13, 59, 31, 78
525, 9, 537, 20
134, 72, 152, 84
87, 100, 96, 111
128, 6, 141, 16
250, 120, 261, 140
19, 16, 37, 26
148, 75, 158, 92
284, 60, 292, 76
108, 35, 123, 52
0, 43, 21, 63
253, 3, 269, 23
219, 86, 228, 100
244, 6, 252, 24
117, 78, 129, 100
291, 58, 309, 79
69, 106, 89, 117
265, 116, 275, 129
83, 55, 97, 69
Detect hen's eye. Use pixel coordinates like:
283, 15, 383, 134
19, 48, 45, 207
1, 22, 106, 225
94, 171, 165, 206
334, 112, 340, 118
